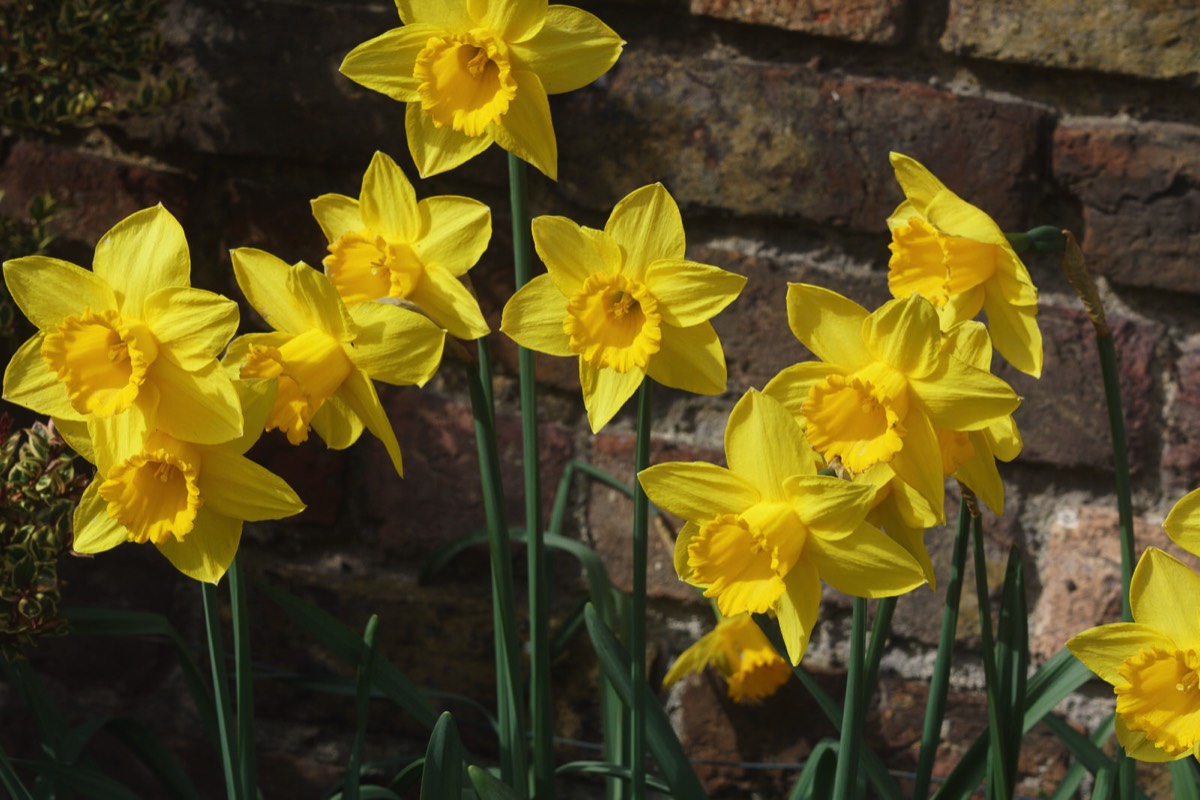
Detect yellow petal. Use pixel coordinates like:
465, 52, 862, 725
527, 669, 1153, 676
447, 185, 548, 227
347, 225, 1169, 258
222, 332, 293, 377
674, 520, 701, 581
72, 480, 129, 553
910, 356, 1020, 431
1164, 488, 1200, 558
468, 0, 546, 41
985, 415, 1023, 462
783, 475, 874, 538
88, 403, 150, 474
406, 101, 494, 178
93, 205, 190, 319
532, 216, 620, 296
723, 390, 814, 502
413, 196, 491, 277
231, 248, 319, 336
501, 274, 572, 356
490, 69, 557, 180
1131, 548, 1200, 651
638, 462, 759, 521
143, 287, 239, 369
3, 256, 116, 330
956, 431, 1005, 515
3, 334, 80, 419
510, 5, 624, 94
1066, 622, 1176, 686
983, 286, 1043, 378
288, 261, 358, 342
888, 153, 948, 215
579, 361, 642, 433
604, 184, 685, 279
311, 194, 364, 244
337, 369, 403, 476
862, 295, 942, 379
888, 406, 945, 521
1114, 716, 1189, 763
944, 320, 992, 371
53, 417, 94, 465
198, 449, 305, 522
890, 153, 1008, 247
147, 359, 243, 445
784, 283, 871, 369
642, 259, 745, 328
155, 506, 241, 584
869, 497, 936, 587
662, 627, 721, 688
408, 262, 490, 339
644, 322, 725, 396
775, 559, 821, 665
340, 24, 443, 103
347, 301, 446, 385
761, 361, 843, 419
226, 378, 277, 455
395, 0, 472, 28
362, 151, 421, 242
807, 520, 926, 598
311, 393, 365, 449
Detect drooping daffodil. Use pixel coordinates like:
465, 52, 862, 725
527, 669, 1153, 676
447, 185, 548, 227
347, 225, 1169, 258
662, 613, 791, 703
501, 183, 746, 432
3, 205, 243, 444
639, 389, 926, 665
340, 0, 624, 179
224, 248, 446, 476
313, 151, 491, 340
886, 152, 1043, 377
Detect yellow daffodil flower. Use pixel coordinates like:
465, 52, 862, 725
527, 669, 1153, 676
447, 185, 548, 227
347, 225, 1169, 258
501, 183, 746, 432
662, 614, 791, 703
1164, 487, 1200, 558
886, 152, 1043, 377
2, 205, 243, 444
638, 390, 926, 665
1067, 548, 1200, 763
340, 0, 624, 179
312, 151, 491, 340
68, 380, 304, 583
224, 248, 446, 476
763, 285, 1020, 519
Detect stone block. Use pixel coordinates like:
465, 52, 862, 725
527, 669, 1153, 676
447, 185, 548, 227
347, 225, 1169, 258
1053, 118, 1200, 295
1164, 344, 1200, 490
690, 0, 909, 43
558, 52, 1049, 232
941, 0, 1200, 81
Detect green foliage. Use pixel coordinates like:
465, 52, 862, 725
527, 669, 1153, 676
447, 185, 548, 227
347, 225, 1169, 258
0, 0, 188, 134
0, 190, 61, 348
0, 416, 89, 659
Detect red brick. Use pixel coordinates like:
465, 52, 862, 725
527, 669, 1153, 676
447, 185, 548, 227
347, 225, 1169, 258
690, 0, 908, 43
1164, 344, 1200, 490
1053, 118, 1200, 296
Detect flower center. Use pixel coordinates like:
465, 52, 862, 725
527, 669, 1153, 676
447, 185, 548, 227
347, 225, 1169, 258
803, 364, 909, 474
414, 30, 516, 137
325, 231, 424, 306
563, 274, 662, 373
888, 217, 999, 308
40, 307, 158, 416
1115, 646, 1200, 756
98, 433, 202, 545
688, 512, 791, 617
240, 330, 355, 445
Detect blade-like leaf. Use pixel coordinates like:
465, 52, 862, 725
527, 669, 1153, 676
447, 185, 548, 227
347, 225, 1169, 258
555, 761, 672, 793
1047, 714, 1115, 800
468, 765, 521, 799
420, 712, 463, 800
346, 615, 381, 800
994, 546, 1029, 796
1170, 760, 1200, 800
788, 739, 838, 800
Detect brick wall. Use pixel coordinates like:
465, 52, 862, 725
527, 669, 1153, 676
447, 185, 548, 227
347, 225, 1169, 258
1, 0, 1198, 796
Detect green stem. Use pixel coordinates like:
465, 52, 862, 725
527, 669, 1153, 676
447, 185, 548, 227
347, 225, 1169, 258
466, 346, 529, 798
971, 513, 1009, 800
1095, 334, 1136, 623
508, 153, 553, 800
201, 582, 240, 800
912, 499, 972, 799
344, 615, 380, 800
862, 597, 896, 702
630, 379, 652, 800
832, 597, 867, 799
229, 557, 257, 800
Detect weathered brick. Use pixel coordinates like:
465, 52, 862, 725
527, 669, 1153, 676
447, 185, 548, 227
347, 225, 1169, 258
998, 304, 1162, 470
690, 0, 908, 43
941, 0, 1200, 81
558, 52, 1049, 232
1164, 343, 1200, 490
1053, 118, 1200, 295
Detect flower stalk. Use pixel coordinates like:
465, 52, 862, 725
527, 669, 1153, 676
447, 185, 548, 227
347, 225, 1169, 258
832, 596, 868, 799
229, 556, 258, 800
201, 581, 240, 800
630, 378, 652, 800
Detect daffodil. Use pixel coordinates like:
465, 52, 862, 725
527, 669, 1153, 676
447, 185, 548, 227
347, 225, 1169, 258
501, 183, 745, 432
67, 380, 304, 583
886, 152, 1043, 377
312, 151, 491, 340
662, 614, 791, 703
340, 0, 623, 179
224, 249, 446, 476
3, 205, 242, 444
638, 390, 926, 665
763, 285, 1020, 518
1164, 487, 1200, 558
1067, 548, 1200, 763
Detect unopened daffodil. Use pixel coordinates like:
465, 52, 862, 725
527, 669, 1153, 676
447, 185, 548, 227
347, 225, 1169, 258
662, 614, 791, 703
313, 151, 491, 339
501, 183, 745, 432
3, 205, 242, 444
225, 249, 446, 476
341, 0, 624, 179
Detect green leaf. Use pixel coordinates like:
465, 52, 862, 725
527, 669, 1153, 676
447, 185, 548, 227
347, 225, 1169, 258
420, 712, 463, 800
1046, 714, 1115, 800
554, 761, 672, 793
1170, 759, 1200, 800
345, 615, 381, 800
584, 604, 707, 800
468, 765, 520, 799
994, 546, 1029, 797
787, 739, 838, 800
328, 788, 403, 800
1091, 764, 1116, 800
256, 583, 438, 731
388, 758, 426, 794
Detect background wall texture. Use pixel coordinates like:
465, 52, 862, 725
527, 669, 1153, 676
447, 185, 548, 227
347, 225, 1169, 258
1, 1, 1199, 797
